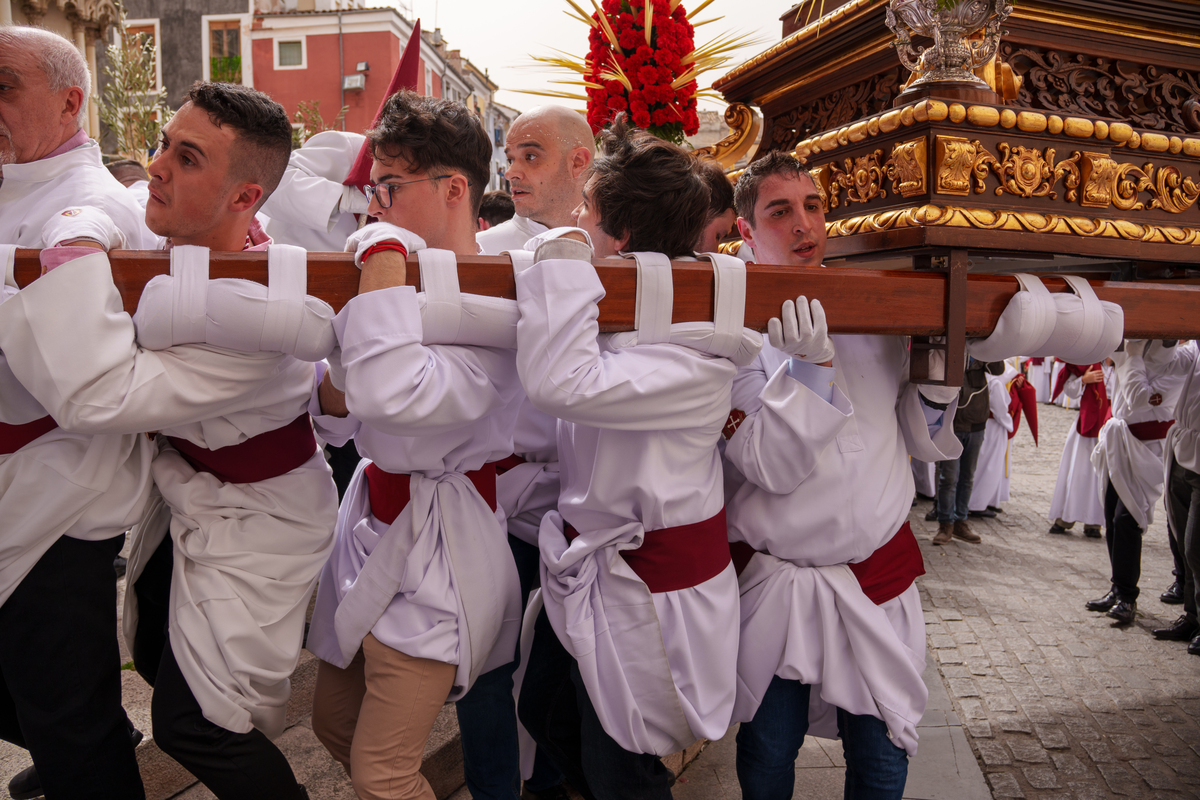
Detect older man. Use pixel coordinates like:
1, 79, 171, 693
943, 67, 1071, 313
476, 105, 594, 254
0, 25, 154, 800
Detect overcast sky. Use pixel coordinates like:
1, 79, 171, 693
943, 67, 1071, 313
388, 0, 799, 113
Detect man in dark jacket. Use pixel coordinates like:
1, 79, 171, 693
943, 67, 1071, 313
933, 359, 1004, 544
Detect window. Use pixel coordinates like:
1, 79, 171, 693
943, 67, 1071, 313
209, 20, 241, 83
278, 40, 303, 67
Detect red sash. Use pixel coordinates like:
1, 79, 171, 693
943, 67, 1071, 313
1052, 363, 1110, 437
167, 414, 317, 484
730, 522, 925, 606
0, 416, 59, 455
493, 454, 527, 475
365, 462, 498, 525
564, 509, 731, 594
1128, 419, 1175, 441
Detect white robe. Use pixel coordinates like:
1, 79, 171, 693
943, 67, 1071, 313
514, 255, 757, 756
969, 372, 1016, 511
475, 215, 548, 255
0, 251, 338, 737
1047, 373, 1104, 526
1093, 341, 1191, 529
1051, 360, 1080, 409
911, 458, 936, 498
724, 337, 962, 757
1165, 342, 1200, 479
0, 145, 157, 605
306, 285, 524, 701
261, 131, 365, 252
1027, 359, 1051, 403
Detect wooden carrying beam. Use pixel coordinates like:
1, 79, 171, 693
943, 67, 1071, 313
12, 248, 1200, 341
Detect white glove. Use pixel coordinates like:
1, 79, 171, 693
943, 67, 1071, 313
343, 222, 426, 268
340, 184, 370, 216
40, 207, 127, 251
915, 340, 961, 405
523, 226, 594, 253
767, 296, 834, 363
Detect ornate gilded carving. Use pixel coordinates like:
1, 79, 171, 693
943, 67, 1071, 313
768, 69, 903, 152
693, 104, 763, 169
934, 136, 984, 196
1002, 44, 1200, 136
809, 164, 832, 213
1079, 152, 1120, 209
1150, 166, 1200, 214
988, 144, 1081, 201
825, 149, 887, 207
885, 137, 927, 198
826, 205, 1200, 246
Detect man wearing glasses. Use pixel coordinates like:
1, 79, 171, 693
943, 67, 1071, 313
307, 89, 525, 800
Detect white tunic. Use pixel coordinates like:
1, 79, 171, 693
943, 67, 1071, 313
262, 131, 365, 252
1166, 341, 1200, 476
911, 458, 936, 497
0, 251, 338, 737
1027, 359, 1051, 403
1093, 341, 1191, 529
969, 370, 1016, 511
306, 285, 524, 700
514, 255, 751, 756
1047, 373, 1105, 526
724, 337, 962, 757
476, 215, 549, 255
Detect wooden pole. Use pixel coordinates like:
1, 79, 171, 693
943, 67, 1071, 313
12, 249, 1200, 340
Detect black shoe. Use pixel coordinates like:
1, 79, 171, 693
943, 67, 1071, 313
1189, 634, 1200, 656
1086, 589, 1117, 612
1049, 524, 1070, 535
1161, 580, 1185, 605
1083, 526, 1102, 538
988, 505, 1004, 514
924, 509, 938, 522
8, 765, 40, 800
969, 509, 996, 518
114, 554, 128, 579
1107, 599, 1137, 625
1152, 615, 1199, 641
524, 784, 572, 800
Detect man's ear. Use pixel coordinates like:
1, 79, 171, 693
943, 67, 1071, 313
736, 216, 755, 248
442, 174, 470, 208
569, 147, 592, 180
613, 229, 630, 253
229, 183, 265, 214
60, 87, 85, 128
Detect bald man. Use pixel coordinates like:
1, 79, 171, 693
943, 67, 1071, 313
476, 105, 594, 254
0, 26, 153, 800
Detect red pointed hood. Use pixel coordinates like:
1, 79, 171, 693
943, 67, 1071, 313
344, 19, 422, 189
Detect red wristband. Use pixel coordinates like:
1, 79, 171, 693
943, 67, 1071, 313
361, 242, 409, 263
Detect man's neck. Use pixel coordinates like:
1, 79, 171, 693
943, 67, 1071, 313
432, 216, 482, 257
173, 217, 254, 252
40, 128, 88, 162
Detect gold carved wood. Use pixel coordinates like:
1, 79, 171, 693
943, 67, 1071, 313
885, 137, 927, 198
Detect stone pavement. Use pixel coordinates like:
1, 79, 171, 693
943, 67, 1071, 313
916, 401, 1200, 799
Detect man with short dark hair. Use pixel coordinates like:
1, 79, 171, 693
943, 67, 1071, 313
306, 89, 524, 800
513, 117, 761, 799
695, 157, 735, 253
0, 25, 154, 800
478, 189, 515, 230
0, 81, 337, 800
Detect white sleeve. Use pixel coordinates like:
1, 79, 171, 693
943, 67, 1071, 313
0, 253, 291, 434
0, 286, 49, 424
897, 340, 964, 462
308, 361, 361, 447
260, 132, 363, 235
514, 257, 733, 430
335, 285, 514, 437
988, 378, 1015, 434
723, 358, 853, 494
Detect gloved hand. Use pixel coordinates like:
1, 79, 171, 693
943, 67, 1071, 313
40, 206, 127, 251
767, 296, 834, 364
340, 184, 371, 216
916, 341, 961, 405
344, 223, 427, 268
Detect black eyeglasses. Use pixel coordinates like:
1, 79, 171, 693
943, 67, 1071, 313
364, 175, 453, 208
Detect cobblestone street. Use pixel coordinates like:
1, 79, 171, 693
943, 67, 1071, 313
916, 401, 1200, 799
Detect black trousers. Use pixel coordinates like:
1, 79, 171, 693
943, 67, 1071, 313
1105, 480, 1145, 601
1166, 456, 1200, 623
0, 534, 144, 800
517, 608, 674, 800
134, 535, 305, 800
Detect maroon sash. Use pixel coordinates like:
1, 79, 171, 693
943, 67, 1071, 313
365, 462, 499, 525
1128, 419, 1175, 441
0, 416, 59, 455
1052, 363, 1110, 437
493, 454, 527, 475
166, 414, 317, 484
564, 509, 731, 594
730, 521, 925, 606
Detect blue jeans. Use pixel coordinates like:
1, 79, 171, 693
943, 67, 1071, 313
456, 536, 564, 799
935, 429, 985, 523
736, 676, 908, 800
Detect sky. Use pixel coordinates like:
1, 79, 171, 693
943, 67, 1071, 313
384, 0, 802, 113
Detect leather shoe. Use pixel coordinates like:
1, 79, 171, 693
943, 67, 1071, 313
953, 520, 981, 543
1083, 526, 1102, 538
1152, 615, 1199, 641
969, 509, 996, 518
1161, 580, 1185, 605
1048, 523, 1069, 535
1189, 634, 1200, 656
524, 785, 572, 800
924, 509, 938, 522
1107, 599, 1137, 625
988, 505, 1004, 514
1085, 589, 1117, 612
932, 522, 954, 545
9, 727, 143, 799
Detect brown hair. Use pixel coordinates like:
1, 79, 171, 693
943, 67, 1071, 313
479, 190, 515, 227
734, 150, 812, 227
587, 115, 708, 258
185, 82, 292, 209
368, 89, 491, 216
695, 157, 734, 221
